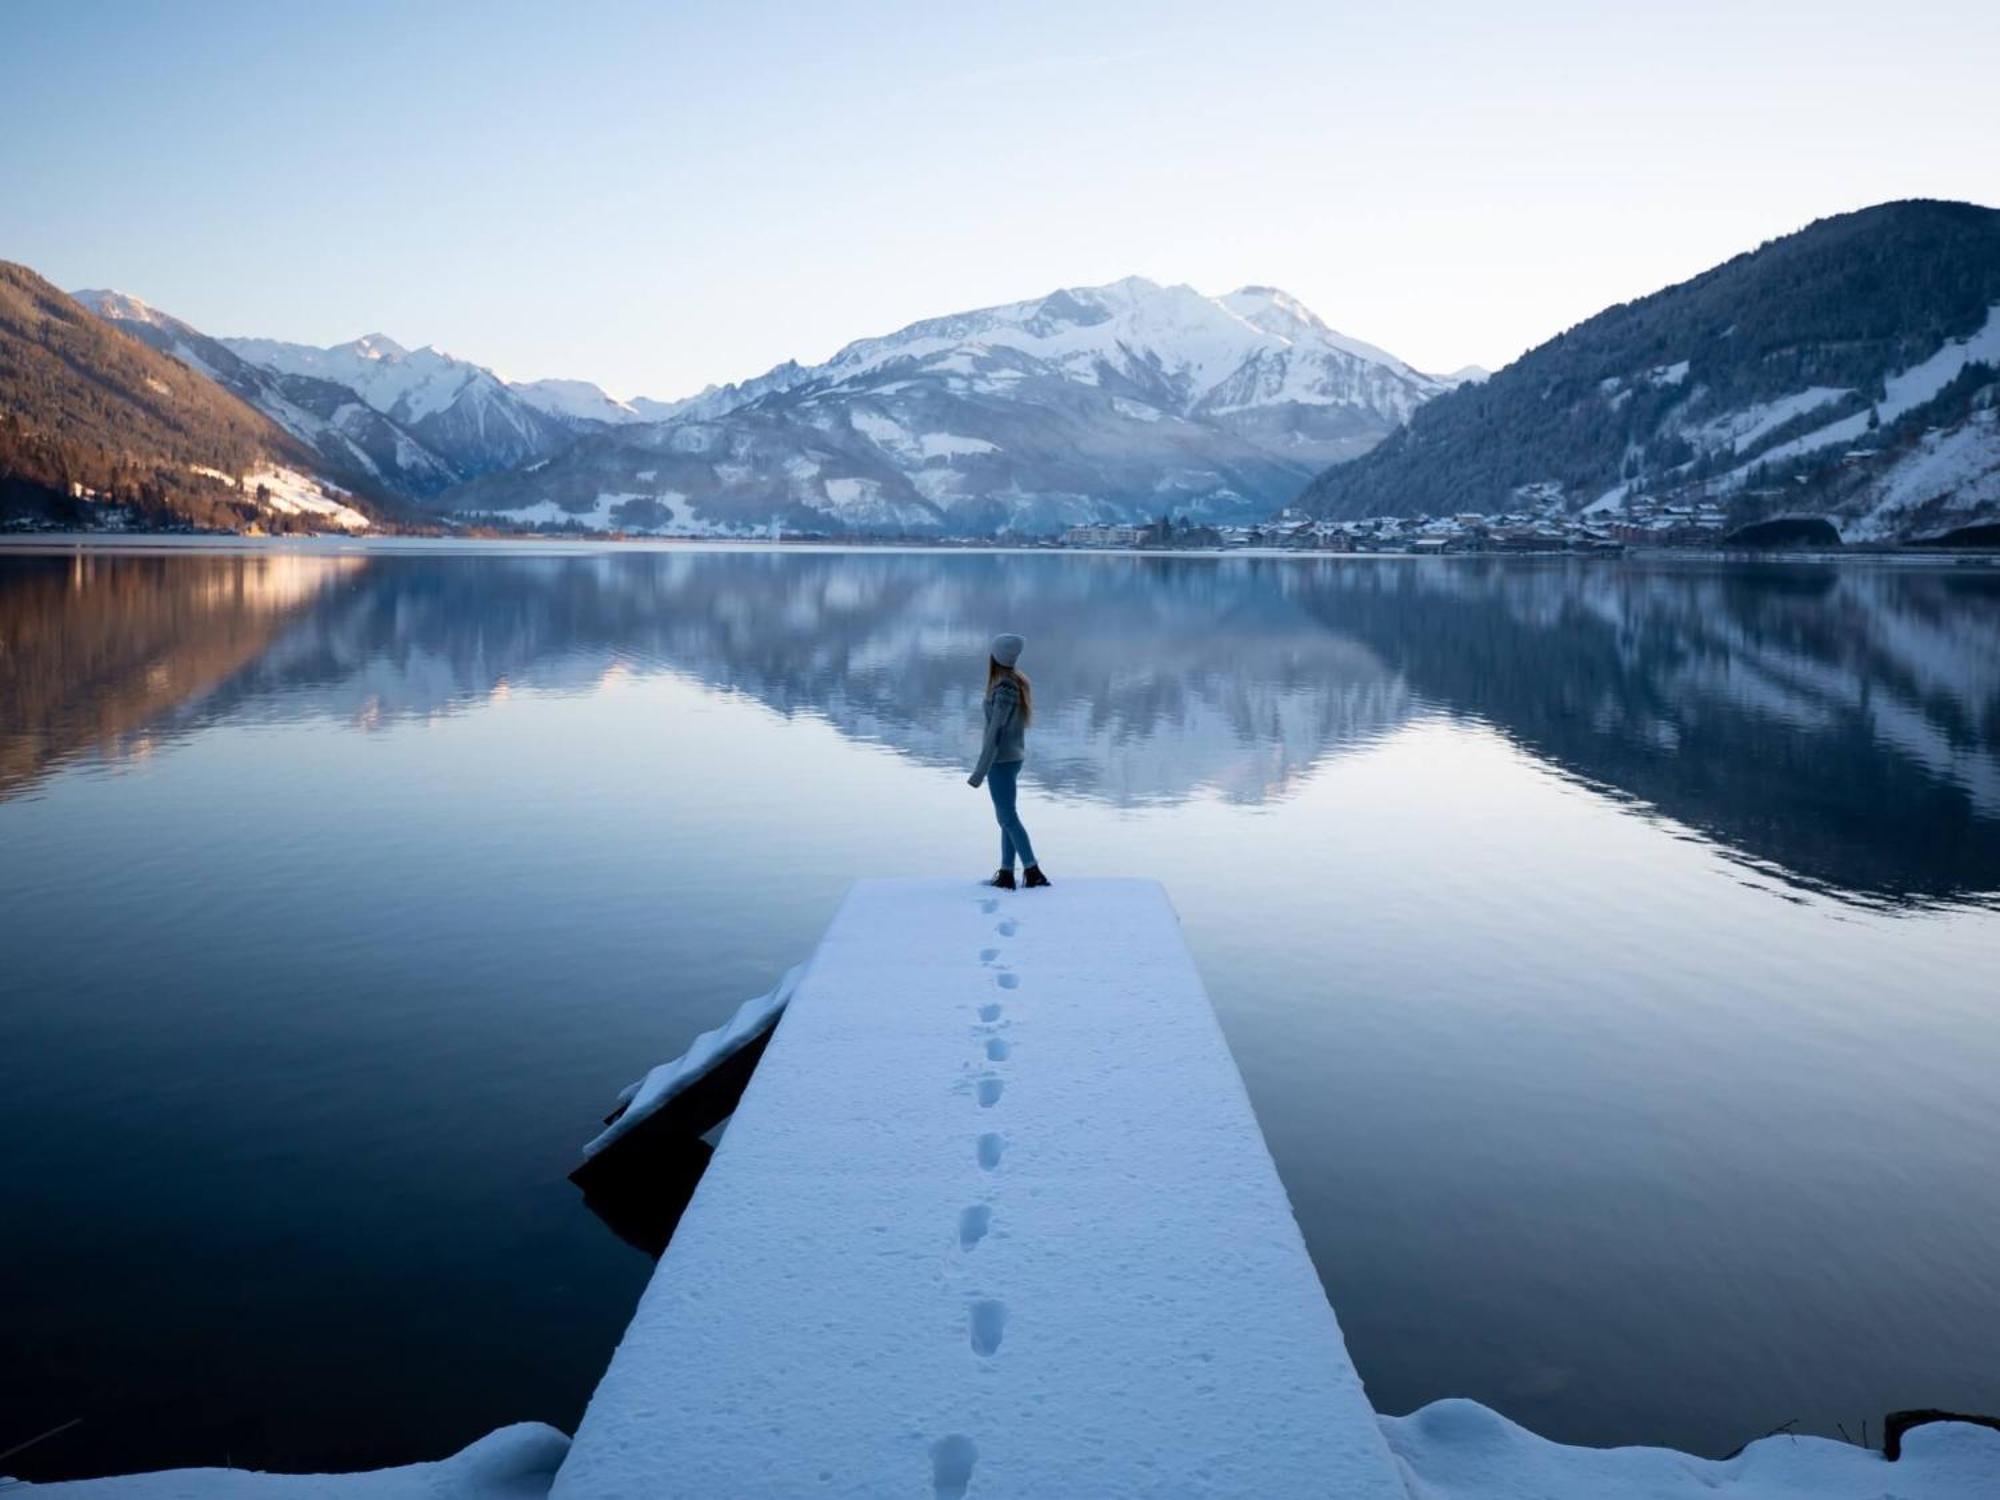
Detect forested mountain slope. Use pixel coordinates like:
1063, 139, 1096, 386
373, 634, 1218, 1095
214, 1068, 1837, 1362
1299, 201, 2000, 539
0, 263, 371, 531
73, 290, 458, 497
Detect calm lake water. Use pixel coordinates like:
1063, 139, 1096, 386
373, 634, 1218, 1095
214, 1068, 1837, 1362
3, 541, 1997, 1479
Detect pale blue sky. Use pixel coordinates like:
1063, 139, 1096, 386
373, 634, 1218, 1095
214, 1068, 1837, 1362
5, 0, 1996, 399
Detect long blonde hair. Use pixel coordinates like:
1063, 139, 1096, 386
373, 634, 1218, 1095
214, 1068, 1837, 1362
987, 657, 1033, 726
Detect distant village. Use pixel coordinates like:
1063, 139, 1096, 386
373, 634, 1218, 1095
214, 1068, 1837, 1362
1060, 492, 1741, 554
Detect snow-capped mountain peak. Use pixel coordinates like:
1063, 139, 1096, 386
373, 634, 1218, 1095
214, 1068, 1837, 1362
341, 332, 410, 362
1217, 284, 1327, 338
1215, 285, 1422, 378
790, 276, 1439, 423
448, 274, 1457, 537
71, 288, 175, 330
215, 331, 579, 478
508, 377, 644, 426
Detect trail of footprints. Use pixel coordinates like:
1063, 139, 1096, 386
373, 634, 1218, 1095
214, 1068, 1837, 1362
933, 898, 1028, 1497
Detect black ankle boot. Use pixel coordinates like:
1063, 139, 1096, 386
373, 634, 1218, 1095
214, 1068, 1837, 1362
1022, 865, 1051, 888
988, 869, 1016, 889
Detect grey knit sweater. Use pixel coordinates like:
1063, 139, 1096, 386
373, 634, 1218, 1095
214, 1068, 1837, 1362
970, 677, 1026, 785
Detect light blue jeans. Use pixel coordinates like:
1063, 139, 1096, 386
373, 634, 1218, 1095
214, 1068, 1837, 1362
987, 758, 1037, 871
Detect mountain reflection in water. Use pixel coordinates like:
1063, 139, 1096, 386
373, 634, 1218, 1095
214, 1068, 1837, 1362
5, 541, 2000, 1479
3, 546, 1995, 908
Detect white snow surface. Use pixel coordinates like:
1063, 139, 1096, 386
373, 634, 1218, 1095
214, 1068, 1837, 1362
70, 288, 176, 330
10, 1423, 568, 1498
221, 334, 483, 423
1383, 1399, 2000, 1500
1720, 303, 2000, 487
241, 467, 371, 530
507, 377, 643, 425
552, 878, 1405, 1500
1694, 386, 1853, 455
919, 431, 998, 459
188, 465, 370, 530
781, 276, 1445, 422
1851, 405, 2000, 538
582, 965, 804, 1160
492, 491, 752, 536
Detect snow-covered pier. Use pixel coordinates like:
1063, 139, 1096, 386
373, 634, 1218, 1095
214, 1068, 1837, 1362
20, 878, 2000, 1497
553, 878, 1406, 1499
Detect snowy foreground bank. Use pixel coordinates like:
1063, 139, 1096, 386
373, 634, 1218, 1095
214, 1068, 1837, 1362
17, 881, 1997, 1498
8, 1424, 569, 1497
19, 1407, 1998, 1498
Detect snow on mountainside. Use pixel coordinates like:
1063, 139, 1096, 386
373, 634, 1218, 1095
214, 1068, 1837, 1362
800, 276, 1444, 425
1300, 200, 2000, 541
509, 377, 645, 426
80, 291, 667, 495
189, 463, 372, 530
73, 290, 458, 497
0, 265, 376, 532
220, 332, 579, 479
441, 277, 1451, 535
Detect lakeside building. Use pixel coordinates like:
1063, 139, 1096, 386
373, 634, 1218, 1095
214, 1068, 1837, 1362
1043, 490, 1825, 555
1059, 523, 1148, 548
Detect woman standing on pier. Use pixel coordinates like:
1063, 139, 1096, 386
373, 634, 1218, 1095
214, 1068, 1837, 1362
968, 633, 1051, 890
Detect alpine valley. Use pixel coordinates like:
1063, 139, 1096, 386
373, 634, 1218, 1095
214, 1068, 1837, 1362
3, 198, 1997, 541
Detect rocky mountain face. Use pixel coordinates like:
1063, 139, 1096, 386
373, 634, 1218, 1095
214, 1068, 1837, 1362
508, 378, 648, 427
440, 277, 1450, 535
75, 290, 639, 496
218, 332, 583, 481
0, 263, 371, 533
1298, 200, 2000, 542
72, 291, 458, 497
59, 274, 1451, 536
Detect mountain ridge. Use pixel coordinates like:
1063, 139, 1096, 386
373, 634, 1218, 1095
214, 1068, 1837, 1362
216, 330, 583, 478
71, 290, 460, 497
440, 276, 1448, 535
1297, 199, 2000, 540
1, 263, 373, 532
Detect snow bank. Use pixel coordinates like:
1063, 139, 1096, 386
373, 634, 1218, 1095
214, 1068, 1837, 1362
493, 491, 755, 537
185, 465, 370, 531
1383, 1399, 2000, 1499
241, 468, 371, 531
1720, 302, 2000, 487
552, 879, 1405, 1500
918, 432, 998, 459
1855, 406, 2000, 537
9, 1423, 568, 1498
581, 964, 804, 1160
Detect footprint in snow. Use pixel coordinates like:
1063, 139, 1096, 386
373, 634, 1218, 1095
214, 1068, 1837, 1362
976, 1075, 1004, 1108
931, 1434, 978, 1500
970, 1298, 1007, 1356
995, 919, 1017, 937
977, 1132, 1004, 1170
977, 1002, 1002, 1023
996, 972, 1019, 990
985, 1037, 1011, 1061
979, 947, 999, 964
958, 1204, 991, 1250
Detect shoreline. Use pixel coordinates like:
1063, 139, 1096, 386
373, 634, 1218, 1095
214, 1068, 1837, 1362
5, 531, 1998, 564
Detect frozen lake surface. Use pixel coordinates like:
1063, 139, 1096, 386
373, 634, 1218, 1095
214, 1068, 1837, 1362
2, 543, 1997, 1480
